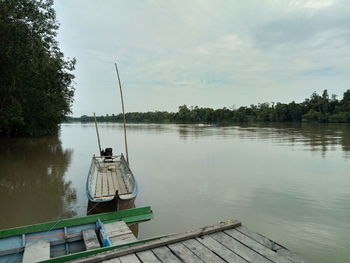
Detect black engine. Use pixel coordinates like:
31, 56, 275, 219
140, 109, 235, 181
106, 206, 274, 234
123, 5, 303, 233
101, 147, 113, 158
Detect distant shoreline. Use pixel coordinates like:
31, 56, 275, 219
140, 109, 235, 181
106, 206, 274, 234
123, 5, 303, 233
66, 89, 350, 124
63, 119, 350, 124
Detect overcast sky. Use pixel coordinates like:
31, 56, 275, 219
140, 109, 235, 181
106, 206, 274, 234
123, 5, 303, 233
54, 0, 350, 116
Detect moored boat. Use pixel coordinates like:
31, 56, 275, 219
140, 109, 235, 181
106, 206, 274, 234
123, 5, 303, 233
86, 150, 138, 210
86, 63, 137, 211
0, 206, 152, 263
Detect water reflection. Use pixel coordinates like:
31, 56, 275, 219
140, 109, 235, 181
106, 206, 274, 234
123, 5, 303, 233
86, 200, 136, 215
73, 122, 350, 157
58, 123, 350, 262
0, 136, 76, 228
175, 123, 350, 158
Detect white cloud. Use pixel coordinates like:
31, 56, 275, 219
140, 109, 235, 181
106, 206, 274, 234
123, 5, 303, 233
54, 0, 350, 115
287, 0, 337, 9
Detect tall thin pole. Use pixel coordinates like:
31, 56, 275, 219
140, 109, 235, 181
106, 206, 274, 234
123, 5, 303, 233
94, 112, 102, 155
114, 62, 129, 165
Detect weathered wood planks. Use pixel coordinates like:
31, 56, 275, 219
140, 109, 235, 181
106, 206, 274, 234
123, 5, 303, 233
115, 169, 128, 194
168, 243, 203, 263
82, 229, 101, 250
22, 239, 50, 263
72, 219, 308, 263
196, 235, 247, 263
94, 171, 103, 198
104, 221, 137, 246
152, 247, 182, 263
94, 166, 128, 198
102, 173, 109, 196
182, 238, 226, 263
211, 231, 271, 262
224, 229, 293, 263
119, 254, 141, 263
72, 220, 241, 263
236, 226, 308, 263
236, 225, 282, 251
136, 251, 161, 263
107, 172, 115, 196
103, 258, 121, 263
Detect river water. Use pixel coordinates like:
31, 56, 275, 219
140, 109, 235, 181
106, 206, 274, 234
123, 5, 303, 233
0, 123, 349, 262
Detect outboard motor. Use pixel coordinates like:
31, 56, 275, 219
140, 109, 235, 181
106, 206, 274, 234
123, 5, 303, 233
101, 148, 113, 159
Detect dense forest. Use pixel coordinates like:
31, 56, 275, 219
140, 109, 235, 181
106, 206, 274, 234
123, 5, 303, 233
0, 0, 75, 137
70, 89, 350, 124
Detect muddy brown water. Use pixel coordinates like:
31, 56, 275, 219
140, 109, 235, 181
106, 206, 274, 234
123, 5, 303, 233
0, 123, 349, 262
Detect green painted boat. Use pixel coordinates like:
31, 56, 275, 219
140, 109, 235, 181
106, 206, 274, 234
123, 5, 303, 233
0, 206, 153, 263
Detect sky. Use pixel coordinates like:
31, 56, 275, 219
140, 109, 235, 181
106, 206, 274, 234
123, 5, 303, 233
54, 0, 350, 116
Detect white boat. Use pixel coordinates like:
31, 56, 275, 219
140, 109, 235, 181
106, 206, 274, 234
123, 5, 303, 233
86, 150, 138, 209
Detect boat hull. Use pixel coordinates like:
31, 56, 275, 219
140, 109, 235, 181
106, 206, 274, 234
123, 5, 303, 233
87, 195, 136, 215
0, 207, 152, 263
86, 154, 138, 204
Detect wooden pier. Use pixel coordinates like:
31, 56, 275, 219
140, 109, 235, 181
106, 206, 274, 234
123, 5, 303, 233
71, 220, 308, 263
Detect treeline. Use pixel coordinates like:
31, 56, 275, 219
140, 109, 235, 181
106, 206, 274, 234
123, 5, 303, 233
69, 89, 350, 124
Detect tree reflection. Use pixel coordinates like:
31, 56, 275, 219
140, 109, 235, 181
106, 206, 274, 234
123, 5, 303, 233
0, 136, 76, 228
176, 123, 350, 158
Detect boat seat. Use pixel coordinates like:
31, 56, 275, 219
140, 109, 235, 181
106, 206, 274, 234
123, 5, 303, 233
82, 228, 101, 250
22, 239, 50, 263
103, 221, 137, 246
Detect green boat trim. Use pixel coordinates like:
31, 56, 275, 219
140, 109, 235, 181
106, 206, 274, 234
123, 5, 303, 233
0, 206, 152, 239
40, 235, 168, 263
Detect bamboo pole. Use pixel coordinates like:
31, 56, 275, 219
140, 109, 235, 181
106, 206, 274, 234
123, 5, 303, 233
114, 62, 129, 165
94, 112, 102, 155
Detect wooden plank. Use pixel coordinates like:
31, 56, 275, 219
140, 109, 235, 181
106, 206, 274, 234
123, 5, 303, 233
82, 229, 101, 250
102, 173, 109, 196
196, 235, 247, 263
182, 238, 226, 263
95, 172, 103, 198
104, 220, 137, 246
277, 249, 309, 263
136, 250, 161, 263
210, 232, 271, 263
111, 170, 121, 193
103, 258, 121, 263
71, 220, 242, 263
236, 226, 282, 251
104, 221, 133, 238
224, 229, 293, 263
107, 172, 116, 196
168, 243, 204, 263
119, 254, 142, 263
110, 233, 137, 246
23, 239, 50, 263
116, 169, 128, 194
152, 246, 182, 263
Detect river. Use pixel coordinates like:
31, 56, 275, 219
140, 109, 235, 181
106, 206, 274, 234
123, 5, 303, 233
0, 123, 349, 262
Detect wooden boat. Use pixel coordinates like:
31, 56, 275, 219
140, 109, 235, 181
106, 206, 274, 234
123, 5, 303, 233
86, 63, 137, 211
0, 206, 152, 263
86, 152, 138, 209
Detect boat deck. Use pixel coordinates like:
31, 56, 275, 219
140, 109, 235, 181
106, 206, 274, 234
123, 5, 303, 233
94, 163, 128, 199
72, 220, 308, 263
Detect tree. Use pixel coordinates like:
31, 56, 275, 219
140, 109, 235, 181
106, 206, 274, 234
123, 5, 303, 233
0, 0, 75, 136
321, 89, 330, 114
302, 109, 324, 122
177, 105, 191, 122
341, 90, 350, 111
